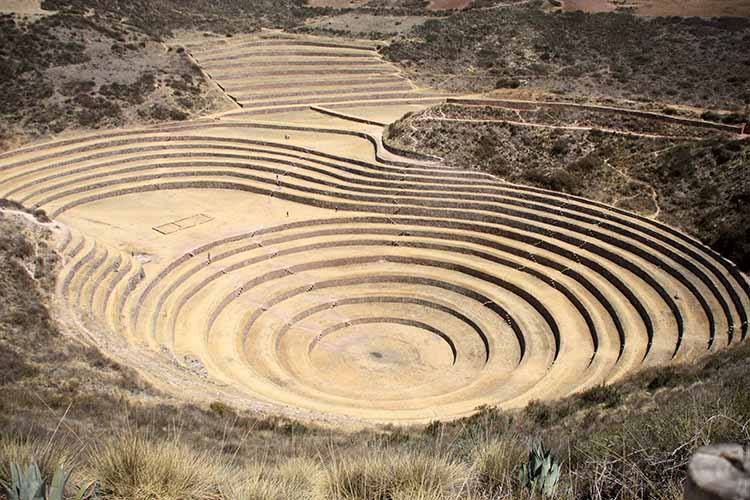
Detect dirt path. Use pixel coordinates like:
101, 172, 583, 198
415, 113, 705, 140
447, 98, 748, 135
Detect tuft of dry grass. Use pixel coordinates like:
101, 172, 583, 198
221, 463, 286, 500
322, 447, 468, 500
276, 457, 324, 498
0, 433, 76, 483
86, 430, 229, 500
223, 458, 323, 500
472, 434, 526, 496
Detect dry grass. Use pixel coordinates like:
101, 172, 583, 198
471, 435, 526, 496
86, 430, 229, 500
0, 433, 75, 483
222, 458, 321, 500
321, 447, 468, 500
2, 376, 748, 500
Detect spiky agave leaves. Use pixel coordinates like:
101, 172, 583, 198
518, 442, 562, 497
1, 462, 96, 500
3, 463, 46, 500
49, 465, 96, 500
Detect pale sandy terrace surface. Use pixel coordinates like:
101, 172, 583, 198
1, 32, 747, 425
0, 0, 48, 14
428, 0, 473, 9
562, 0, 616, 13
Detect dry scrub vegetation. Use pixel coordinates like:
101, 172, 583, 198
385, 106, 750, 272
0, 10, 230, 150
39, 0, 313, 39
2, 1, 750, 498
0, 210, 748, 499
0, 0, 325, 150
383, 1, 750, 110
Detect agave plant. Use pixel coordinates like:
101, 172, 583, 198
518, 442, 562, 497
1, 462, 96, 500
2, 463, 45, 500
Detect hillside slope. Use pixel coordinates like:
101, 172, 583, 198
385, 105, 750, 271
383, 3, 750, 109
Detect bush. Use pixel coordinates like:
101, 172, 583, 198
0, 348, 39, 384
577, 384, 622, 408
645, 367, 684, 391
524, 400, 552, 426
720, 113, 748, 125
495, 77, 521, 89
474, 134, 499, 161
547, 169, 579, 194
209, 400, 232, 417
139, 104, 189, 122
700, 110, 723, 122
569, 153, 603, 174
550, 137, 571, 156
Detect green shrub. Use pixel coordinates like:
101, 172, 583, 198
0, 436, 73, 487
551, 137, 571, 156
518, 442, 561, 498
547, 169, 579, 194
524, 400, 552, 426
208, 401, 231, 417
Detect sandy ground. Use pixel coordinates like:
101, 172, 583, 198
0, 0, 49, 14
304, 13, 431, 35
428, 0, 473, 10
562, 0, 750, 16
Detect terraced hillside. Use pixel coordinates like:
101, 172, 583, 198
1, 33, 748, 424
186, 32, 449, 117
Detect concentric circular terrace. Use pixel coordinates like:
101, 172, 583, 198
2, 34, 747, 423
